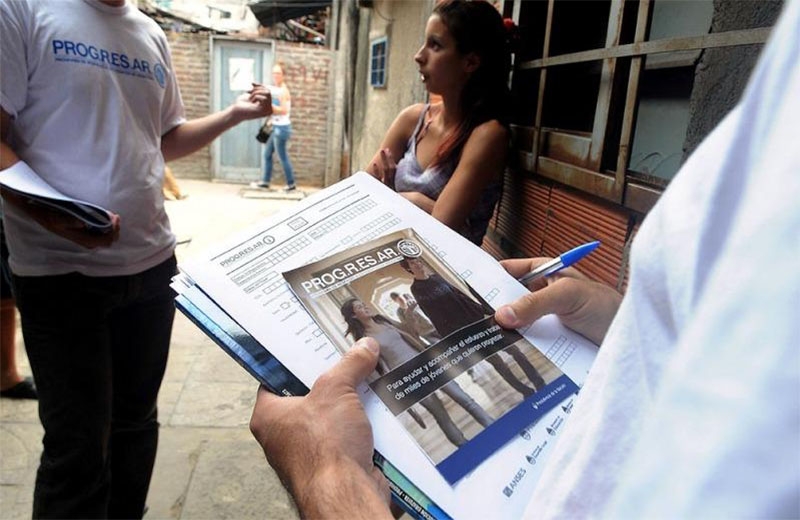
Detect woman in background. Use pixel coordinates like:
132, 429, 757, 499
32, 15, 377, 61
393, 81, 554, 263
367, 0, 512, 245
253, 63, 297, 192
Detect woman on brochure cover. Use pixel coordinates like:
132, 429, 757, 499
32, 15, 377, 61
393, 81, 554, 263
340, 298, 492, 447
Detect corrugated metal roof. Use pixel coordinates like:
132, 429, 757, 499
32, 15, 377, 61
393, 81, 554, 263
140, 2, 224, 33
249, 0, 331, 27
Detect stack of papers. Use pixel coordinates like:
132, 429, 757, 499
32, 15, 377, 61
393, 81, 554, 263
0, 161, 114, 234
172, 172, 598, 519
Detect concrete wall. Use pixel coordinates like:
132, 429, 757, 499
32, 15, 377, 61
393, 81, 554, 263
164, 31, 332, 186
324, 0, 350, 186
683, 0, 783, 157
350, 0, 431, 173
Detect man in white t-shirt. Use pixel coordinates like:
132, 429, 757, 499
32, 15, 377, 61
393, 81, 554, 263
247, 0, 800, 517
0, 0, 271, 517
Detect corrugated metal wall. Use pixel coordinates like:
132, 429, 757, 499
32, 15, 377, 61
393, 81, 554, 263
483, 170, 640, 291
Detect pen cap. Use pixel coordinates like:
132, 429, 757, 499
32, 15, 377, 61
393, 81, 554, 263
561, 241, 600, 265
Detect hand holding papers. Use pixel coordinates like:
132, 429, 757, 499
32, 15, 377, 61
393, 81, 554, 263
284, 228, 576, 484
173, 172, 599, 519
0, 161, 119, 247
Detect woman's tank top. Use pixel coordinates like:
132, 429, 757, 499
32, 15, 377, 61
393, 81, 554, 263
393, 104, 501, 245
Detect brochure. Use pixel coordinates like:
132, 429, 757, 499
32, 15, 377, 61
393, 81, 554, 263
283, 228, 576, 484
173, 172, 598, 519
0, 161, 114, 234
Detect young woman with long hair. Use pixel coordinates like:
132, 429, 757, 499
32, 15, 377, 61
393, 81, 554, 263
366, 0, 512, 245
253, 62, 296, 192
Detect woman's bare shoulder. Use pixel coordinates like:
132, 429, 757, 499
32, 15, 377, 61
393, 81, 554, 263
396, 103, 427, 125
459, 119, 510, 165
469, 118, 509, 142
378, 103, 424, 142
384, 104, 428, 140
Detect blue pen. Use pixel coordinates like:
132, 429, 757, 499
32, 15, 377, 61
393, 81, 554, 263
517, 241, 600, 285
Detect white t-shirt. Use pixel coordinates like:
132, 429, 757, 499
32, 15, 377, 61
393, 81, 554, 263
269, 84, 291, 127
0, 0, 186, 276
524, 0, 800, 517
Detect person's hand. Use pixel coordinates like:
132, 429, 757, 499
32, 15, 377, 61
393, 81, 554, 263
372, 148, 397, 188
250, 338, 392, 519
232, 83, 273, 121
495, 258, 623, 346
1, 188, 121, 249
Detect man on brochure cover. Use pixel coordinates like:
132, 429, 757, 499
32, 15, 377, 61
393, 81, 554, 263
400, 256, 546, 394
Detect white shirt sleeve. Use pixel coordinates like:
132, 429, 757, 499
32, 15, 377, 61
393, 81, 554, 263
0, 0, 31, 117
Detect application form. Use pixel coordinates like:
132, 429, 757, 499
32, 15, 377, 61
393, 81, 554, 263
175, 172, 598, 518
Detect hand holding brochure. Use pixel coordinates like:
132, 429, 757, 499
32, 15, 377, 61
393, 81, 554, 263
283, 228, 577, 484
0, 161, 115, 234
173, 172, 599, 519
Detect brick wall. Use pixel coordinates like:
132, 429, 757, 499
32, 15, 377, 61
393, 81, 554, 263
165, 31, 211, 179
163, 33, 331, 186
273, 41, 331, 187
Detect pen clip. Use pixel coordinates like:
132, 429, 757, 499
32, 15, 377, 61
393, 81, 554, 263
516, 241, 600, 286
517, 257, 560, 285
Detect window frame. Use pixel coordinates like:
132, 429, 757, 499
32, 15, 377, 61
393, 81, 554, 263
508, 0, 772, 213
369, 36, 389, 88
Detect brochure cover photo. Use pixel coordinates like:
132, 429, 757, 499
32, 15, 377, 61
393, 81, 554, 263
284, 228, 578, 484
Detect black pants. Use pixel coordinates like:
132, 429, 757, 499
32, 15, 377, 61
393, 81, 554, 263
14, 256, 177, 519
